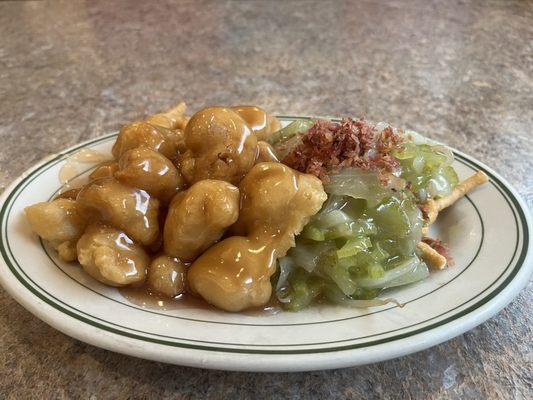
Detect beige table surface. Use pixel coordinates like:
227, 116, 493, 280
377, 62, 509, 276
0, 1, 532, 399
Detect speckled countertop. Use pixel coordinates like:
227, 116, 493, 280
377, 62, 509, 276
0, 0, 532, 399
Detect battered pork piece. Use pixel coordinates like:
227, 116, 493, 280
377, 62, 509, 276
146, 101, 188, 131
231, 105, 280, 141
233, 162, 327, 255
187, 236, 276, 311
147, 254, 187, 297
115, 146, 184, 204
163, 179, 240, 262
25, 198, 87, 261
88, 160, 119, 182
112, 121, 180, 160
77, 178, 160, 246
187, 162, 327, 311
180, 107, 258, 185
77, 223, 149, 286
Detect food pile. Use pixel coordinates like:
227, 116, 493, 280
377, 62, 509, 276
268, 116, 487, 310
24, 103, 487, 312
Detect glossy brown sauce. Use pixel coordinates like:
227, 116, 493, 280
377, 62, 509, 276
118, 285, 281, 315
119, 286, 211, 311
256, 141, 279, 163
243, 298, 282, 316
54, 188, 81, 200
231, 105, 269, 136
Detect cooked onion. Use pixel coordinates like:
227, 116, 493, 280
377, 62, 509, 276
326, 169, 391, 206
276, 257, 294, 291
355, 257, 429, 289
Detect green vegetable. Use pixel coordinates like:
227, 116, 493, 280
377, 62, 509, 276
281, 269, 324, 311
274, 137, 458, 310
267, 119, 315, 145
336, 237, 371, 259
394, 143, 458, 201
325, 169, 392, 207
276, 191, 425, 309
301, 225, 326, 241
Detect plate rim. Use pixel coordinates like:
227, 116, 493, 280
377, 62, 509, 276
0, 117, 531, 371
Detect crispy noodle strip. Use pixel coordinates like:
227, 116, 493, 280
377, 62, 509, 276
417, 241, 447, 270
422, 171, 488, 234
147, 101, 188, 130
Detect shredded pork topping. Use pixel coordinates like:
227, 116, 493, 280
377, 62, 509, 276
282, 118, 403, 182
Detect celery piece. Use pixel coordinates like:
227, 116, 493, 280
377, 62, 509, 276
421, 145, 447, 168
321, 260, 358, 296
355, 256, 429, 289
371, 242, 389, 262
322, 219, 375, 241
441, 165, 459, 188
342, 198, 367, 219
266, 119, 314, 145
315, 209, 354, 229
348, 251, 375, 272
353, 219, 378, 236
301, 225, 326, 241
323, 285, 384, 304
324, 222, 354, 240
368, 263, 385, 279
326, 169, 392, 207
398, 141, 459, 202
336, 254, 359, 269
392, 142, 416, 160
336, 236, 372, 259
371, 196, 412, 237
283, 270, 324, 311
350, 287, 382, 300
287, 240, 334, 273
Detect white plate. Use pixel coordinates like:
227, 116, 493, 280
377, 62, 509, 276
0, 117, 531, 372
